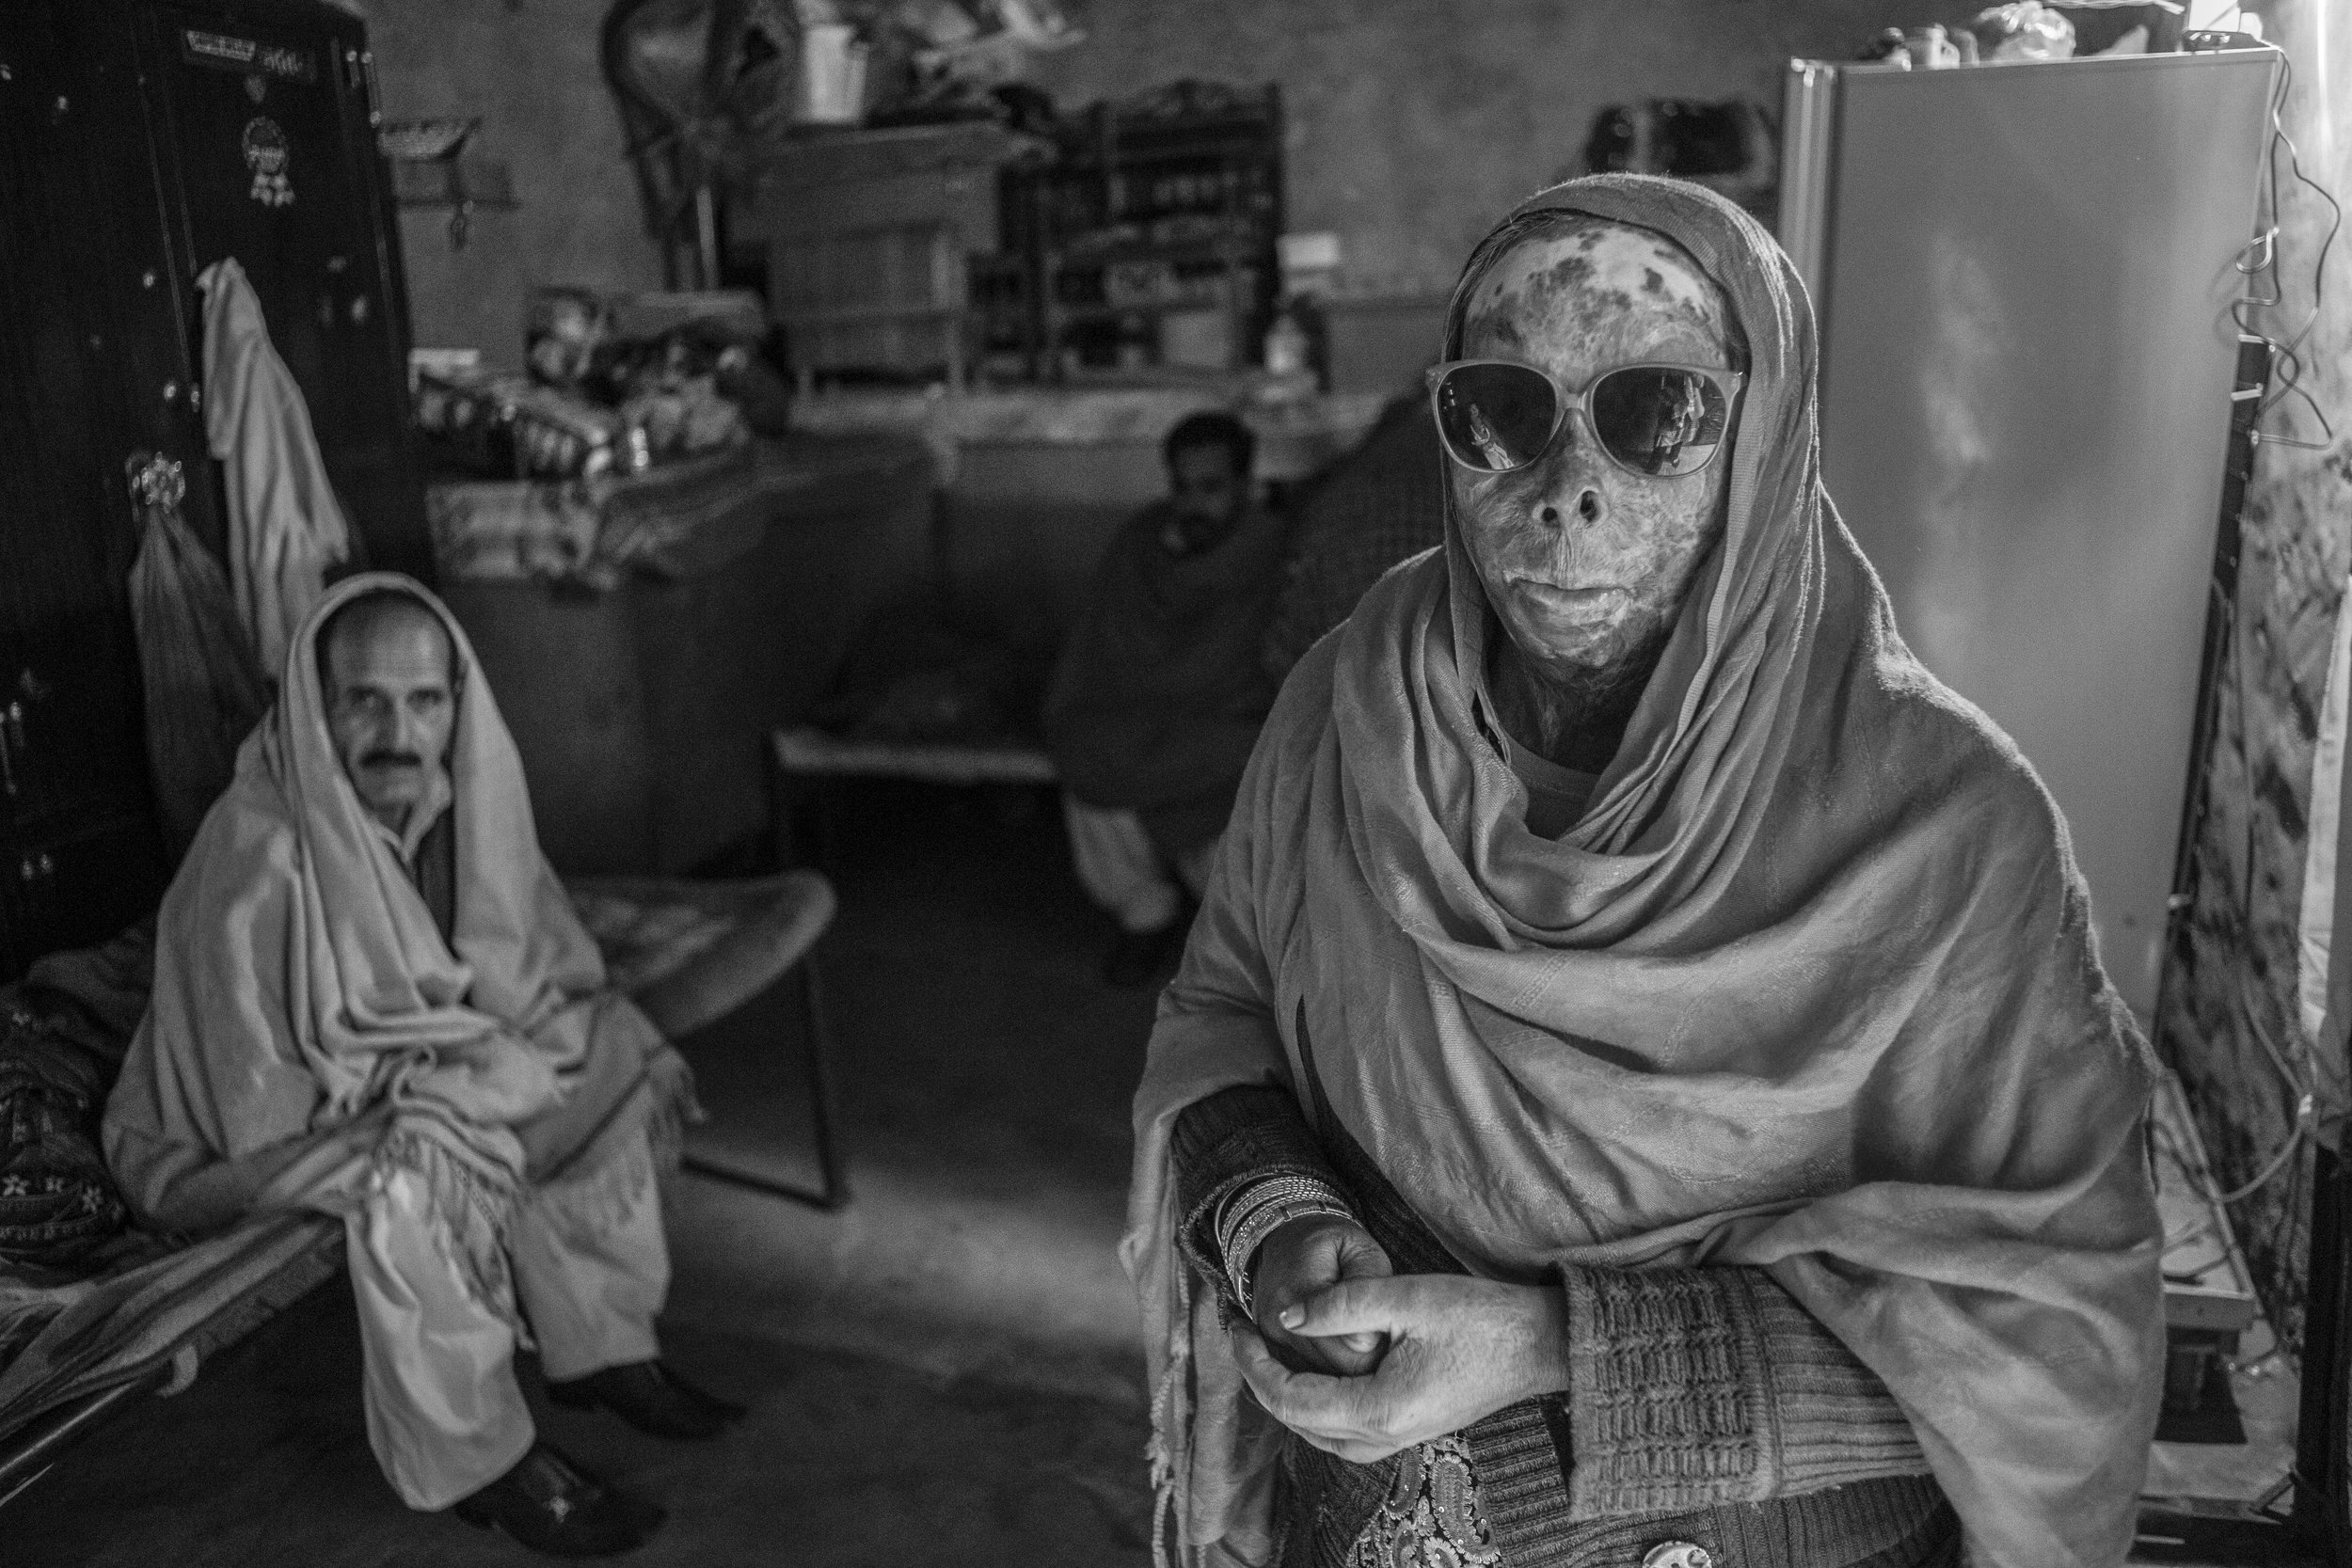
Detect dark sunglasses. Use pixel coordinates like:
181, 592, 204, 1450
1425, 358, 1745, 479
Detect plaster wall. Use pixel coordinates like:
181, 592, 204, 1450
356, 0, 666, 356
1032, 0, 1986, 298
2157, 0, 2352, 1342
350, 0, 1991, 356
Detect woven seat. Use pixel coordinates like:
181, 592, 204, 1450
567, 870, 845, 1210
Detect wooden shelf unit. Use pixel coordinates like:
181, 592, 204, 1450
987, 83, 1284, 382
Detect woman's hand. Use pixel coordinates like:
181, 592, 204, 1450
1231, 1275, 1569, 1463
1249, 1214, 1395, 1375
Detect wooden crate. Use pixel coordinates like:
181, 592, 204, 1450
743, 123, 1043, 388
2150, 1070, 2263, 1421
771, 222, 966, 384
2153, 1070, 2263, 1337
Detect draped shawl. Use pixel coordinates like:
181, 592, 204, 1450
1125, 176, 2163, 1568
105, 573, 692, 1315
1045, 500, 1289, 855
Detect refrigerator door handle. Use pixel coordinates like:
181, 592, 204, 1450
1778, 59, 1843, 314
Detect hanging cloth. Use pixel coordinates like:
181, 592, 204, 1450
125, 458, 270, 854
198, 257, 352, 677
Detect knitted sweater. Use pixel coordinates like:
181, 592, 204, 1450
1171, 1085, 1953, 1568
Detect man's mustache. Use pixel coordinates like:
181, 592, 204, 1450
360, 751, 426, 769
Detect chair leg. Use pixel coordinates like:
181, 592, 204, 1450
681, 952, 849, 1212
770, 759, 812, 871
796, 953, 848, 1210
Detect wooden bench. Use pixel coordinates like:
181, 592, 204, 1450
770, 725, 1057, 869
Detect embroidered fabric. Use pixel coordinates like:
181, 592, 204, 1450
1346, 1436, 1504, 1568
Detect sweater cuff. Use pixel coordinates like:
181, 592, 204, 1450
1169, 1084, 1346, 1319
1557, 1265, 1931, 1519
1558, 1263, 1778, 1516
1751, 1278, 1931, 1490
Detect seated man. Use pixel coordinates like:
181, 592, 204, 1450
1044, 411, 1288, 987
105, 574, 740, 1559
1128, 177, 2163, 1567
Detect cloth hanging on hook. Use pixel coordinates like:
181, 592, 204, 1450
198, 257, 352, 678
126, 461, 270, 856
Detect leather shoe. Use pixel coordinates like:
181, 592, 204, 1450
549, 1359, 747, 1441
451, 1441, 661, 1558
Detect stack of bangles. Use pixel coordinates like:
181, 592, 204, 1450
1215, 1174, 1358, 1320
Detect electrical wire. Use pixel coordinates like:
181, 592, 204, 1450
2174, 544, 2323, 1233
2207, 26, 2351, 1292
2225, 40, 2343, 451
2156, 28, 2345, 1277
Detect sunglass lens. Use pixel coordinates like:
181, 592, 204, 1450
1590, 368, 1731, 476
1434, 363, 1558, 472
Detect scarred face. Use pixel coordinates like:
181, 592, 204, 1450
1452, 221, 1743, 711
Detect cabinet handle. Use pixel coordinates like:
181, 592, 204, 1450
345, 46, 383, 129
0, 700, 21, 797
16, 853, 56, 922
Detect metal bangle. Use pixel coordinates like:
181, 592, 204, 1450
1216, 1174, 1348, 1263
1230, 1198, 1359, 1320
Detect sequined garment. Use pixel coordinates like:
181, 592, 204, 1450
1346, 1438, 1503, 1568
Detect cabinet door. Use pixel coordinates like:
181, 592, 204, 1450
0, 3, 173, 974
0, 12, 165, 838
2, 817, 169, 971
135, 0, 430, 578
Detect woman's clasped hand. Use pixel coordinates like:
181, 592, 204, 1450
1232, 1214, 1570, 1465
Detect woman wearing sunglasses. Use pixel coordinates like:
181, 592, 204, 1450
1127, 175, 2161, 1568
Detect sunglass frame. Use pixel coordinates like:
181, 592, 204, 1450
1423, 357, 1747, 479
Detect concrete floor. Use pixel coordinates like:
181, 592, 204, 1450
10, 781, 1164, 1566
4, 777, 2329, 1564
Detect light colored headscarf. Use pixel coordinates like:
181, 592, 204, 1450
106, 573, 691, 1311
1127, 175, 2163, 1568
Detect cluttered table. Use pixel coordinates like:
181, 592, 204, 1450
783, 379, 1391, 486
431, 432, 936, 876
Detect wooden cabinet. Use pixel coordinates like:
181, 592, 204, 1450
136, 0, 427, 578
0, 0, 421, 976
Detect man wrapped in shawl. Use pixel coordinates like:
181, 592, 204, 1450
1047, 411, 1290, 987
1126, 177, 2163, 1568
105, 574, 739, 1558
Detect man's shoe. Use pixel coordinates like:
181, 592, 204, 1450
1103, 922, 1182, 988
548, 1359, 747, 1441
451, 1441, 661, 1558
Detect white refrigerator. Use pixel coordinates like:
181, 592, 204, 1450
1778, 47, 2279, 1022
